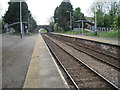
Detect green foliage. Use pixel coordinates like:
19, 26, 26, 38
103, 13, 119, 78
0, 17, 2, 29
113, 15, 120, 29
73, 7, 86, 28
98, 31, 120, 38
28, 15, 37, 32
49, 21, 54, 32
90, 2, 119, 29
103, 14, 110, 27
86, 30, 120, 38
0, 18, 2, 23
54, 23, 58, 32
96, 10, 104, 27
59, 29, 89, 34
63, 30, 78, 34
39, 29, 47, 33
54, 1, 73, 31
3, 2, 37, 32
3, 2, 20, 32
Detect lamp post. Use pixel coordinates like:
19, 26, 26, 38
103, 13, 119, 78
20, 0, 23, 38
28, 12, 31, 32
94, 3, 97, 36
95, 10, 97, 32
67, 11, 72, 30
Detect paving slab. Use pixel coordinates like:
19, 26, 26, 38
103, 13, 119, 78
2, 34, 37, 88
24, 34, 68, 88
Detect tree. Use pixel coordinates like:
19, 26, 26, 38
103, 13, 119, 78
103, 14, 110, 27
49, 21, 54, 32
0, 17, 2, 29
96, 10, 104, 27
90, 2, 119, 29
112, 1, 120, 29
0, 17, 2, 24
73, 7, 86, 28
28, 12, 37, 32
113, 10, 120, 30
54, 23, 58, 32
3, 2, 37, 32
54, 1, 73, 31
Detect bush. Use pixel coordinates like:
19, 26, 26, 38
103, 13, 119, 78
54, 23, 58, 32
86, 30, 120, 38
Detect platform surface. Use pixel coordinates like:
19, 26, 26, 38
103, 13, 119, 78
23, 34, 68, 88
52, 33, 119, 46
2, 34, 37, 88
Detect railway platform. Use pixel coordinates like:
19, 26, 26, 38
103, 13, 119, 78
23, 34, 68, 88
52, 33, 119, 46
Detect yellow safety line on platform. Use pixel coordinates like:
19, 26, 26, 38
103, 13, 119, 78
23, 35, 40, 88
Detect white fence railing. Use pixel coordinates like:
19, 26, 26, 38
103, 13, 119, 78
97, 27, 114, 32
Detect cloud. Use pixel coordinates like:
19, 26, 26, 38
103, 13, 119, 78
1, 0, 94, 24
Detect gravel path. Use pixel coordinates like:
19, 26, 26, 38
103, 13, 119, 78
46, 34, 120, 88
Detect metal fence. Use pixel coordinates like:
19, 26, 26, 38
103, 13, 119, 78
97, 27, 114, 32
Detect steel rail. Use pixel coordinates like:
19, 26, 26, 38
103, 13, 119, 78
50, 35, 120, 70
42, 35, 80, 90
52, 34, 118, 60
44, 34, 120, 90
63, 42, 120, 70
75, 42, 118, 59
50, 33, 119, 59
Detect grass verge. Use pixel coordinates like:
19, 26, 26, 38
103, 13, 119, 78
86, 30, 120, 38
59, 29, 89, 35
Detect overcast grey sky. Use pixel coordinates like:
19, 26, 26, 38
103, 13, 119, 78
1, 0, 118, 25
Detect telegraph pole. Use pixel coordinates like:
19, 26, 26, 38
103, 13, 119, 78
94, 3, 97, 36
67, 11, 72, 31
70, 12, 72, 31
20, 0, 23, 39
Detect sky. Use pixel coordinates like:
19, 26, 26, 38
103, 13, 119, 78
26, 0, 94, 25
0, 0, 103, 25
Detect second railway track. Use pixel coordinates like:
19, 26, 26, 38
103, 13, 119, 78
47, 33, 120, 70
42, 33, 119, 89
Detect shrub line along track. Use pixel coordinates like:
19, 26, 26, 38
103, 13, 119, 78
41, 34, 119, 90
47, 33, 120, 70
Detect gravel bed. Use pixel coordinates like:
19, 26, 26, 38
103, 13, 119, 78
48, 34, 119, 69
46, 34, 120, 88
49, 33, 119, 56
42, 34, 114, 89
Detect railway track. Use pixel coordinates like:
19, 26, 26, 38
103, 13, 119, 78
47, 33, 120, 70
42, 34, 119, 89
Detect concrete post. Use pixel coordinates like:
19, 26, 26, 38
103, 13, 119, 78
82, 21, 84, 34
20, 0, 23, 39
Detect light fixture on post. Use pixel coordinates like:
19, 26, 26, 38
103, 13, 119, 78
67, 11, 72, 31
